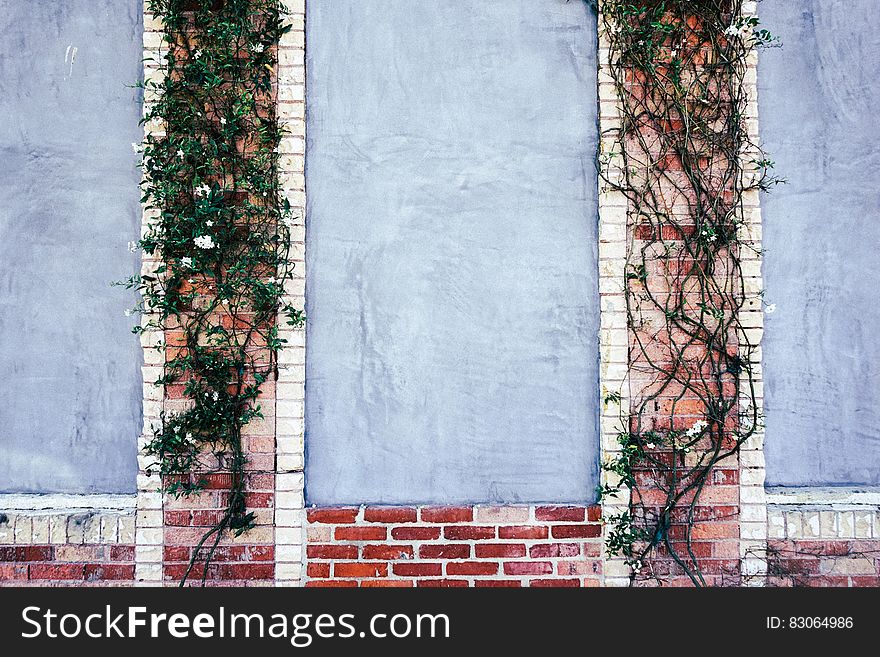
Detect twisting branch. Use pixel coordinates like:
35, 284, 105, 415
595, 0, 779, 585
125, 0, 302, 585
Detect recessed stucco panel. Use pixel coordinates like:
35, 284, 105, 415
0, 0, 143, 493
305, 0, 600, 504
760, 0, 880, 486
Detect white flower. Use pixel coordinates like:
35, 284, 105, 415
181, 257, 193, 268
195, 184, 210, 198
205, 220, 214, 227
253, 43, 265, 54
765, 303, 777, 314
686, 419, 708, 438
725, 22, 753, 39
212, 391, 219, 401
193, 49, 202, 59
220, 117, 227, 126
194, 235, 216, 250
646, 442, 655, 450
131, 142, 140, 153
176, 149, 184, 158
127, 241, 138, 252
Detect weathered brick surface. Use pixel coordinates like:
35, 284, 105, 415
0, 512, 135, 586
767, 540, 880, 587
305, 506, 603, 588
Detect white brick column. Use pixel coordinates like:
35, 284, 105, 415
275, 0, 307, 587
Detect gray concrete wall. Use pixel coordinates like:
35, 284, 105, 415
0, 1, 143, 493
759, 0, 880, 486
305, 0, 600, 504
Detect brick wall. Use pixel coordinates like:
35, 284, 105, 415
0, 508, 135, 586
1, 0, 879, 590
763, 505, 880, 586
305, 506, 603, 587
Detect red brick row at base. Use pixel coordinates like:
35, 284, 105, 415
767, 539, 880, 587
306, 505, 604, 588
0, 545, 135, 586
162, 471, 278, 587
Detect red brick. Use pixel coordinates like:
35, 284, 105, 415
0, 564, 28, 580
307, 563, 331, 578
529, 543, 581, 558
84, 564, 135, 581
475, 579, 522, 587
691, 523, 739, 540
419, 544, 470, 559
393, 562, 442, 577
417, 579, 469, 588
503, 561, 553, 576
29, 564, 85, 580
363, 544, 414, 560
307, 544, 357, 560
110, 546, 135, 561
476, 543, 526, 558
391, 527, 441, 541
200, 473, 233, 489
444, 526, 495, 540
535, 506, 586, 522
446, 561, 498, 576
363, 507, 418, 523
334, 526, 387, 541
529, 578, 579, 587
361, 580, 415, 588
558, 560, 602, 576
334, 562, 388, 578
307, 508, 359, 524
305, 580, 358, 588
164, 510, 191, 526
499, 526, 548, 540
551, 524, 601, 539
420, 507, 474, 523
214, 563, 274, 580
243, 492, 274, 508
192, 510, 227, 526
0, 546, 53, 562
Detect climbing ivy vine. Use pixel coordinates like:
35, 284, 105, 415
595, 0, 779, 585
125, 0, 300, 585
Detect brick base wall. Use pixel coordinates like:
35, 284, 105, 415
0, 510, 135, 586
305, 506, 603, 588
767, 540, 880, 587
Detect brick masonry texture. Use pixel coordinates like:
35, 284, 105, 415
305, 506, 603, 588
0, 511, 135, 586
2, 0, 880, 589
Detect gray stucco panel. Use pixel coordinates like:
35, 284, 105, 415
0, 1, 143, 493
760, 0, 880, 486
305, 0, 600, 504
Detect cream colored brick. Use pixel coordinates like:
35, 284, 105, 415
276, 562, 302, 581
49, 515, 68, 544
801, 512, 820, 538
820, 511, 838, 538
276, 509, 305, 529
820, 556, 877, 576
118, 515, 136, 543
837, 511, 855, 539
276, 492, 304, 510
276, 545, 303, 562
276, 473, 305, 492
854, 511, 873, 538
14, 515, 32, 544
768, 512, 786, 539
0, 515, 14, 543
